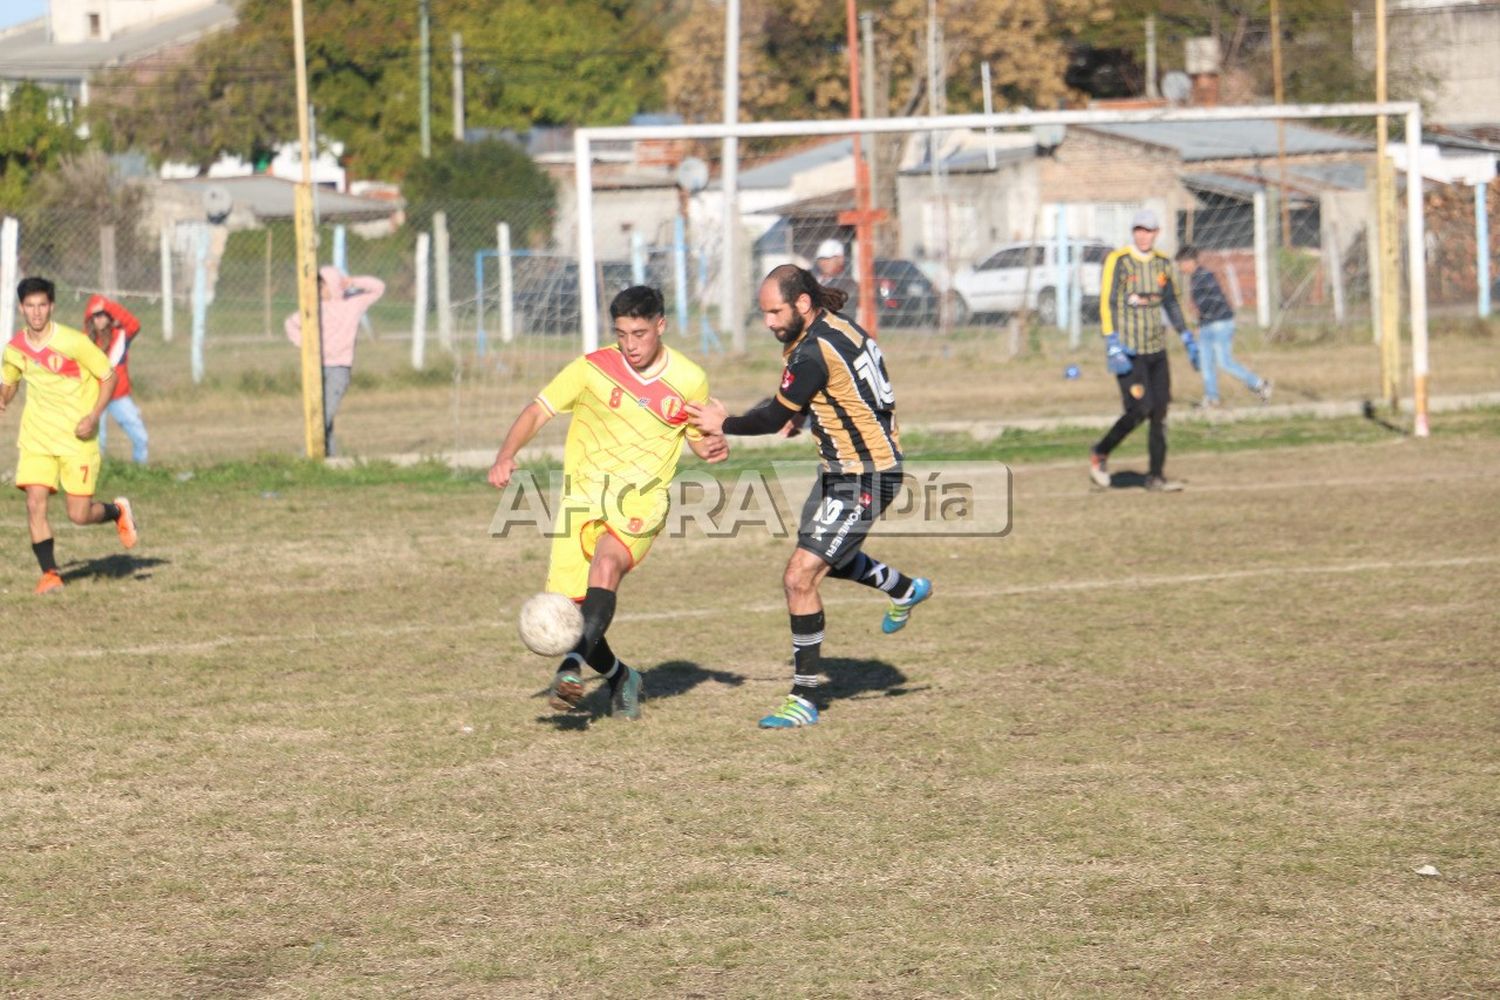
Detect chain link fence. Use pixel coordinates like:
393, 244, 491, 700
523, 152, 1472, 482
3, 120, 1495, 461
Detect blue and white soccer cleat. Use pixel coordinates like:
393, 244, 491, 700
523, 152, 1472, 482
758, 694, 819, 729
609, 666, 643, 721
881, 577, 932, 634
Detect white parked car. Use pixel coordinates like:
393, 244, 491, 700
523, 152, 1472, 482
949, 239, 1111, 326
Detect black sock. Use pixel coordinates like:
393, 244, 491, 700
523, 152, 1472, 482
557, 587, 618, 676
32, 538, 58, 574
587, 636, 625, 686
100, 502, 121, 523
789, 610, 825, 703
829, 552, 914, 601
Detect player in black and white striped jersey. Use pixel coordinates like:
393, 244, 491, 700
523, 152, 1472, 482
687, 265, 933, 729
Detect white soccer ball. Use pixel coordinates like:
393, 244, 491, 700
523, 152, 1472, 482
517, 592, 585, 656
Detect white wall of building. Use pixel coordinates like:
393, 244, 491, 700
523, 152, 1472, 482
1355, 1, 1500, 126
50, 0, 214, 45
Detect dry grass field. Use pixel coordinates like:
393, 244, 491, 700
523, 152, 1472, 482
2, 392, 1498, 995
89, 319, 1500, 463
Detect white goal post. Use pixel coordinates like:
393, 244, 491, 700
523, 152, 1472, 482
573, 101, 1430, 433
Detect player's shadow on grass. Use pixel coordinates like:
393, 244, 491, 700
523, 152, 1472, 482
537, 659, 746, 729
62, 554, 169, 583
1361, 399, 1410, 436
818, 657, 930, 704
1102, 470, 1167, 490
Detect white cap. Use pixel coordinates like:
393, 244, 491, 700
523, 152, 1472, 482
1131, 209, 1160, 232
815, 238, 845, 259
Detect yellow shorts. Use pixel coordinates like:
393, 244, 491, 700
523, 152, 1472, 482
15, 447, 102, 497
544, 487, 667, 599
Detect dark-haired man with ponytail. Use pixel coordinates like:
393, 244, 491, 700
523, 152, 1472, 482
687, 265, 932, 729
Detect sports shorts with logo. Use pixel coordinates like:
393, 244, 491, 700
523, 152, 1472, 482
796, 469, 903, 570
16, 444, 102, 497
545, 479, 668, 600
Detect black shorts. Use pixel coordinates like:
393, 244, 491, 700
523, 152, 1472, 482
1116, 349, 1171, 415
796, 469, 903, 569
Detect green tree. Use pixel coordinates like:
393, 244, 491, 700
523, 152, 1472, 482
1081, 2, 1431, 108
402, 139, 557, 251
662, 0, 1105, 124
88, 0, 668, 179
0, 83, 84, 212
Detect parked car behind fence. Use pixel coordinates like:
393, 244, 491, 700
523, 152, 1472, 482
950, 240, 1111, 327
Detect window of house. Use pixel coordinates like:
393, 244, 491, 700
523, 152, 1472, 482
88, 13, 101, 37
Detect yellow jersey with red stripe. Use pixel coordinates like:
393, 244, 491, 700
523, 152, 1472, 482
2, 323, 113, 456
537, 345, 708, 497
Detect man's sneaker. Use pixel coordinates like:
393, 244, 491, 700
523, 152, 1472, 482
1255, 379, 1274, 403
759, 694, 819, 729
1193, 397, 1221, 410
609, 666, 643, 721
546, 669, 585, 712
1144, 475, 1185, 493
1089, 451, 1111, 488
882, 577, 933, 635
35, 569, 64, 595
114, 497, 138, 549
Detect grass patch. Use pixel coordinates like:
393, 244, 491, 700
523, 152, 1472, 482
2, 436, 1496, 996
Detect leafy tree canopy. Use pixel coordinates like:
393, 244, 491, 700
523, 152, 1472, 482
88, 0, 667, 179
662, 0, 1107, 125
0, 83, 84, 212
402, 139, 557, 249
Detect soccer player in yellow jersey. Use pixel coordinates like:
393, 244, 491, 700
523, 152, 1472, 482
488, 286, 728, 720
1, 277, 140, 595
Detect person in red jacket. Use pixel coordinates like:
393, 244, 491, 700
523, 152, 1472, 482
84, 295, 150, 464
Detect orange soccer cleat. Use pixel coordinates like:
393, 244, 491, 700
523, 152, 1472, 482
114, 496, 138, 549
35, 569, 64, 595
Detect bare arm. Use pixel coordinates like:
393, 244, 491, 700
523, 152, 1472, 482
488, 401, 553, 488
0, 380, 18, 413
75, 370, 117, 439
686, 431, 730, 464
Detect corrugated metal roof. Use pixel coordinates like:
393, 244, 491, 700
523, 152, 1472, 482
733, 139, 852, 190
1181, 172, 1322, 207
1081, 121, 1371, 161
0, 3, 236, 83
169, 176, 400, 222
902, 145, 1034, 175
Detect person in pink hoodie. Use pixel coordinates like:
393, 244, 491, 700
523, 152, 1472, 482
284, 265, 385, 456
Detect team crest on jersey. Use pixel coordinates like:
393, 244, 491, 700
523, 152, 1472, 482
45, 352, 63, 373
859, 491, 872, 508
780, 369, 795, 391
660, 396, 682, 422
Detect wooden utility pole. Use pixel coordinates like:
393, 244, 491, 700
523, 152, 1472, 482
1145, 16, 1158, 98
839, 0, 886, 335
1374, 0, 1402, 410
419, 0, 431, 158
1271, 0, 1291, 245
452, 32, 465, 141
291, 0, 324, 459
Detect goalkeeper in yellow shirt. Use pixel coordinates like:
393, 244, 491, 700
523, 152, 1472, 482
488, 286, 728, 721
1, 277, 140, 594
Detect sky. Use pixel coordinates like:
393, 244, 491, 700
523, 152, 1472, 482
0, 0, 47, 31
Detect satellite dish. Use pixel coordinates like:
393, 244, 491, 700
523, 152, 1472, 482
1162, 71, 1192, 106
1032, 124, 1066, 150
676, 157, 709, 193
202, 185, 233, 224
